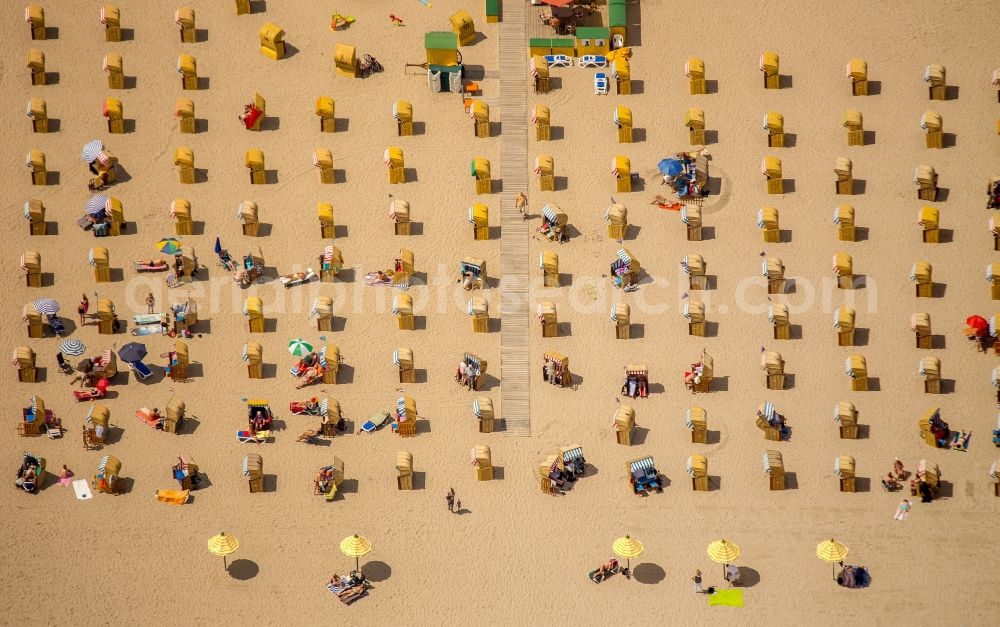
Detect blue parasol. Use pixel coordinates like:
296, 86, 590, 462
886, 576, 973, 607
658, 159, 683, 177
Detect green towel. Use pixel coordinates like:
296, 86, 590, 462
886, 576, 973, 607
708, 589, 743, 607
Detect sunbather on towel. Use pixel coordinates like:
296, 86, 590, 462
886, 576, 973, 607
950, 430, 971, 450
296, 366, 323, 389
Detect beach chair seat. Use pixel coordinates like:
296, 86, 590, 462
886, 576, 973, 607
579, 55, 607, 68
48, 316, 66, 336
544, 54, 571, 67
128, 360, 153, 380
594, 73, 609, 95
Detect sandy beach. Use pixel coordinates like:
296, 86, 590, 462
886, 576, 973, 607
4, 0, 1000, 624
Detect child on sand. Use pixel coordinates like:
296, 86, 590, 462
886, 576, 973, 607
894, 499, 911, 521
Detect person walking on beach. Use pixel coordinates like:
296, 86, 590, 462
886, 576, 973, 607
78, 294, 89, 325
146, 292, 155, 314
693, 569, 703, 593
446, 488, 455, 512
515, 192, 528, 219
894, 499, 911, 521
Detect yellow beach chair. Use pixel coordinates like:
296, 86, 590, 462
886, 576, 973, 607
538, 301, 557, 337
835, 157, 853, 195
472, 157, 491, 194
843, 109, 863, 146
613, 156, 631, 193
175, 7, 195, 43
316, 96, 335, 132
686, 407, 707, 444
834, 305, 855, 346
921, 111, 943, 148
924, 64, 946, 100
612, 303, 630, 339
27, 149, 46, 186
27, 49, 45, 85
847, 58, 868, 95
762, 156, 782, 193
535, 155, 554, 192
763, 111, 784, 147
177, 54, 197, 90
334, 43, 357, 78
835, 402, 858, 439
394, 100, 413, 136
833, 252, 853, 289
314, 149, 334, 184
845, 354, 868, 391
471, 101, 490, 138
175, 98, 195, 133
911, 261, 933, 297
533, 105, 551, 141
245, 148, 265, 184
760, 51, 779, 89
758, 207, 779, 242
614, 106, 632, 143
686, 58, 706, 95
684, 108, 705, 145
764, 450, 785, 490
386, 147, 405, 184
834, 204, 855, 241
919, 206, 939, 243
174, 147, 194, 184
104, 98, 123, 134
259, 23, 285, 60
171, 199, 192, 235
243, 342, 262, 379
27, 98, 47, 133
762, 257, 785, 294
26, 5, 45, 40
914, 165, 938, 201
24, 199, 45, 235
101, 5, 121, 42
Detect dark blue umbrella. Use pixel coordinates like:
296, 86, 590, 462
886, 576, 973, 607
214, 236, 222, 255
658, 159, 683, 177
118, 342, 147, 363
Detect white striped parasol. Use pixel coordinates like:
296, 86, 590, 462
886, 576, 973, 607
59, 339, 85, 356
32, 298, 60, 315
82, 139, 103, 163
85, 195, 109, 216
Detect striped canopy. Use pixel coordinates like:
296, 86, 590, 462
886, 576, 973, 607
616, 249, 631, 265
207, 532, 240, 557
612, 535, 644, 559
759, 402, 775, 421
60, 339, 85, 356
707, 539, 741, 564
340, 534, 372, 558
82, 139, 103, 162
32, 298, 59, 315
157, 238, 182, 254
629, 457, 654, 474
85, 195, 109, 216
816, 539, 849, 563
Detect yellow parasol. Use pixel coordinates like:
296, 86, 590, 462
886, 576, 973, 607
707, 539, 741, 579
816, 538, 849, 580
612, 535, 644, 579
340, 534, 372, 573
207, 532, 239, 571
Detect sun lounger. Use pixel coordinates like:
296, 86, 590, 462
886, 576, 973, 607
136, 408, 162, 428
289, 401, 322, 416
594, 73, 609, 95
133, 261, 169, 273
155, 489, 190, 505
48, 316, 66, 335
237, 429, 270, 443
279, 268, 316, 288
361, 411, 391, 434
579, 55, 607, 68
545, 54, 572, 68
128, 360, 153, 381
74, 388, 105, 402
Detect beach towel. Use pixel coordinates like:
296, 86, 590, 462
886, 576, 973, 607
73, 479, 93, 500
131, 325, 161, 336
242, 107, 262, 129
708, 589, 743, 607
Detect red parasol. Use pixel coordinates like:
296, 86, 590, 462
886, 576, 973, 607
966, 315, 988, 337
540, 0, 573, 6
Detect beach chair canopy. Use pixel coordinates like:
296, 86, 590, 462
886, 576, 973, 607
834, 456, 855, 478
396, 451, 413, 474
392, 293, 412, 316
539, 251, 558, 273
763, 111, 783, 132
612, 156, 630, 177
316, 96, 334, 118
923, 64, 945, 85
26, 4, 44, 25
759, 51, 779, 74
473, 397, 493, 419
684, 108, 705, 130
762, 257, 784, 278
834, 157, 853, 178
921, 111, 942, 131
911, 261, 932, 284
561, 446, 584, 464
535, 155, 554, 176
758, 207, 779, 230
174, 341, 189, 363
685, 58, 705, 79
845, 354, 867, 378
245, 149, 264, 169
474, 445, 491, 467
316, 202, 334, 226
682, 254, 706, 276
686, 455, 708, 478
988, 263, 1000, 282
537, 301, 556, 322
532, 105, 550, 126
686, 407, 707, 431
27, 149, 45, 169
762, 351, 784, 374
242, 453, 263, 479
313, 149, 333, 169
610, 302, 630, 323
918, 206, 938, 229
334, 43, 356, 69
914, 165, 936, 186
605, 203, 627, 225
242, 342, 262, 363
177, 53, 196, 75
397, 395, 417, 421
680, 206, 702, 228
174, 7, 194, 26
683, 299, 705, 322
835, 401, 856, 425
628, 456, 655, 476
762, 156, 781, 177
612, 57, 630, 80
847, 58, 867, 80
88, 404, 111, 428
917, 460, 939, 485
833, 305, 855, 330
468, 297, 487, 316
614, 106, 632, 128
531, 55, 549, 79
470, 101, 489, 122
768, 303, 789, 326
237, 201, 258, 224
104, 53, 123, 74
542, 204, 566, 226
832, 253, 852, 275
27, 49, 45, 70
89, 247, 110, 267
919, 356, 941, 379
625, 364, 647, 376
911, 312, 931, 334
833, 204, 854, 226
615, 404, 635, 429
393, 348, 413, 369
471, 157, 490, 179
763, 450, 783, 475
98, 455, 122, 478
393, 100, 413, 123
842, 109, 862, 129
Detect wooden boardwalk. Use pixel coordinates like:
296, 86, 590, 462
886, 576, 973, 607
499, 2, 530, 437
